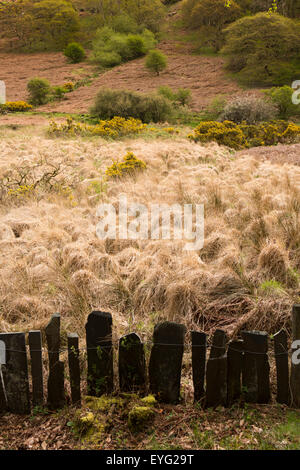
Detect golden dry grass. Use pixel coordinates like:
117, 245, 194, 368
0, 124, 299, 339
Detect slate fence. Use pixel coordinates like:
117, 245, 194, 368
0, 305, 300, 415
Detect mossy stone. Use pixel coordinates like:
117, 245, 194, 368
128, 406, 154, 432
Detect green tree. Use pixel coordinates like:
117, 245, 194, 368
222, 12, 300, 85
145, 50, 167, 76
182, 0, 242, 51
27, 78, 51, 105
0, 0, 80, 51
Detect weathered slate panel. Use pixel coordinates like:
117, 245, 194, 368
291, 305, 300, 408
29, 330, 44, 406
0, 333, 30, 414
273, 329, 290, 405
86, 311, 114, 396
242, 331, 270, 404
68, 333, 81, 405
149, 322, 186, 404
45, 314, 65, 410
191, 331, 207, 402
119, 333, 146, 393
227, 340, 243, 406
206, 355, 227, 408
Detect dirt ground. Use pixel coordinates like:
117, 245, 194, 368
1, 40, 257, 114
237, 143, 300, 166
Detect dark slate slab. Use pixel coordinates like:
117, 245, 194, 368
191, 331, 207, 402
206, 355, 227, 408
119, 333, 146, 393
242, 331, 270, 404
149, 321, 186, 404
0, 333, 30, 414
45, 314, 65, 410
68, 333, 81, 405
291, 305, 300, 408
28, 330, 44, 407
273, 329, 290, 405
209, 329, 227, 359
227, 339, 243, 406
0, 366, 7, 413
85, 311, 113, 396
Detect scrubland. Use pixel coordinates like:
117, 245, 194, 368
0, 125, 299, 341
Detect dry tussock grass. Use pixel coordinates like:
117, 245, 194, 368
0, 129, 299, 338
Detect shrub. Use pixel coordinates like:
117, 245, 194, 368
264, 86, 300, 120
48, 117, 147, 138
27, 78, 51, 106
220, 95, 278, 124
158, 86, 191, 106
90, 89, 172, 123
145, 50, 167, 76
188, 120, 248, 149
0, 101, 33, 113
188, 120, 300, 149
222, 12, 300, 86
91, 28, 156, 68
63, 82, 75, 92
201, 95, 227, 120
105, 152, 146, 178
52, 86, 66, 101
64, 42, 85, 63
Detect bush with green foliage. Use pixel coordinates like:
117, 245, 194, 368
182, 0, 242, 51
158, 86, 191, 106
264, 86, 300, 119
91, 27, 156, 67
90, 88, 172, 123
64, 42, 85, 63
27, 78, 51, 105
145, 50, 167, 76
0, 0, 80, 52
220, 95, 278, 124
222, 12, 300, 85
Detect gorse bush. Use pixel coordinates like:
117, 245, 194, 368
27, 78, 51, 105
145, 50, 167, 75
64, 42, 85, 63
188, 120, 300, 149
91, 27, 156, 68
220, 95, 278, 124
0, 101, 33, 113
90, 89, 172, 123
264, 86, 300, 119
105, 152, 147, 178
48, 117, 147, 138
222, 12, 300, 85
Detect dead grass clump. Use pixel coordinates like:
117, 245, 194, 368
257, 241, 294, 286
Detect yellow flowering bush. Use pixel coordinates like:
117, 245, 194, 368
48, 117, 147, 139
105, 152, 146, 178
189, 120, 300, 149
188, 120, 248, 150
63, 82, 75, 92
0, 101, 33, 113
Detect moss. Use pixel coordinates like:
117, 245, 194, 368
85, 395, 125, 412
141, 395, 157, 407
128, 406, 154, 432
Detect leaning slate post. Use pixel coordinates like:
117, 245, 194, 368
28, 330, 44, 407
119, 333, 146, 394
209, 329, 227, 359
149, 322, 186, 404
227, 340, 243, 406
242, 331, 270, 403
0, 340, 7, 413
205, 356, 227, 408
45, 314, 65, 410
68, 333, 81, 405
86, 311, 113, 396
291, 305, 300, 408
0, 333, 30, 414
273, 329, 290, 405
191, 331, 207, 402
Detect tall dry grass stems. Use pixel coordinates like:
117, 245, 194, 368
0, 131, 299, 341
